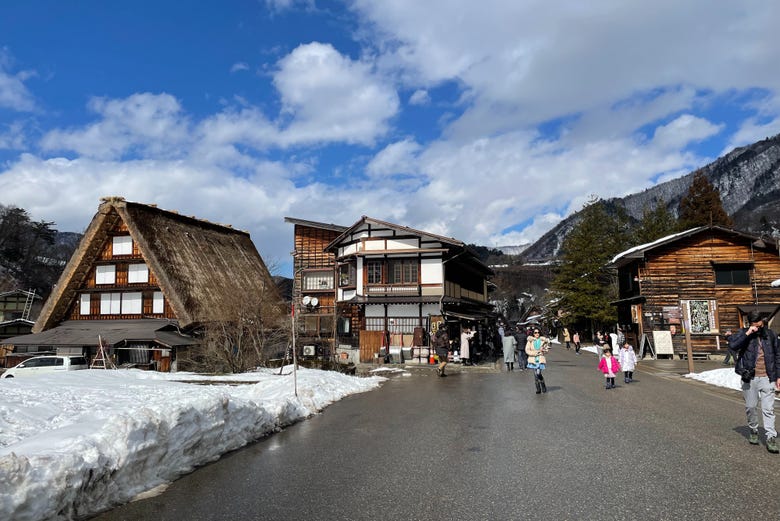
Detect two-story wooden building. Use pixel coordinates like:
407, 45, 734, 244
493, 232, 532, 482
324, 216, 494, 362
2, 197, 281, 371
285, 217, 348, 358
611, 226, 780, 358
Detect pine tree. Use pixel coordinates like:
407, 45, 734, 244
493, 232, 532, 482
633, 202, 678, 245
550, 197, 633, 329
678, 170, 732, 230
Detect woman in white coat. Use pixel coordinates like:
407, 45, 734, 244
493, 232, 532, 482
460, 327, 476, 366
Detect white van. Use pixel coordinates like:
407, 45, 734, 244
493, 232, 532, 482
2, 355, 89, 378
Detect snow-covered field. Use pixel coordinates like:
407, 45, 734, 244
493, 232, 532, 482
0, 367, 385, 521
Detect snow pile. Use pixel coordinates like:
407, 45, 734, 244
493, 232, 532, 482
0, 367, 384, 521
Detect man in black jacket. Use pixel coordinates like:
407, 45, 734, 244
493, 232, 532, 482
513, 325, 528, 370
433, 324, 450, 377
728, 311, 780, 453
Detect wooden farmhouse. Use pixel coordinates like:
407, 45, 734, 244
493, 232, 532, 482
285, 217, 348, 358
1, 197, 282, 371
611, 225, 780, 358
324, 216, 494, 363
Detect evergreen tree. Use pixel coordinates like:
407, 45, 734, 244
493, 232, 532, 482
633, 201, 678, 245
0, 205, 71, 296
678, 170, 732, 230
550, 197, 633, 329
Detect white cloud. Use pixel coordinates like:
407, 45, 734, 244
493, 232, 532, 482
366, 139, 421, 177
4, 1, 780, 275
40, 93, 190, 160
0, 48, 36, 111
651, 114, 723, 151
723, 117, 780, 154
273, 42, 399, 146
230, 62, 250, 73
408, 89, 430, 106
0, 121, 27, 150
353, 1, 780, 135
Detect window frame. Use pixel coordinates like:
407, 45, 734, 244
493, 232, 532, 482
152, 291, 164, 314
366, 260, 383, 284
112, 236, 133, 256
713, 263, 751, 285
100, 293, 121, 315
302, 269, 334, 292
95, 265, 116, 285
128, 263, 149, 284
390, 259, 419, 284
122, 292, 143, 314
339, 263, 356, 287
79, 294, 91, 315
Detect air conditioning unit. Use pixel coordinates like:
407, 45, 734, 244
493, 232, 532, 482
303, 345, 316, 357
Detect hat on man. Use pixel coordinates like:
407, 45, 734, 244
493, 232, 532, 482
746, 310, 764, 324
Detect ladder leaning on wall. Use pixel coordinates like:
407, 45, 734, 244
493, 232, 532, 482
91, 335, 117, 369
21, 289, 36, 321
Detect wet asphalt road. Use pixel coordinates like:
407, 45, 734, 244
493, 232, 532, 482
91, 349, 779, 521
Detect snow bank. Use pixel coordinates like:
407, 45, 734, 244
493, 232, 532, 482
0, 367, 384, 521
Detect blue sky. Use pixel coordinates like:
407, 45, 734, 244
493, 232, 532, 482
1, 1, 780, 276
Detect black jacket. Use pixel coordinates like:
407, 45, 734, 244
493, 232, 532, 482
433, 330, 450, 357
728, 326, 780, 382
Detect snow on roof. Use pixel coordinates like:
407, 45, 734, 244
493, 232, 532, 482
610, 227, 703, 265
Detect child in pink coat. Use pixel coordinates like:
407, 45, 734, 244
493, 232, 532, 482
598, 346, 621, 389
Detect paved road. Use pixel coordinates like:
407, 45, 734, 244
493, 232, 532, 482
91, 349, 779, 520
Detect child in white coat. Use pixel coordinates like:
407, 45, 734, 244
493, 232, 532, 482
618, 340, 637, 383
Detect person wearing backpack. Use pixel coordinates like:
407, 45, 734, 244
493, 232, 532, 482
433, 324, 451, 377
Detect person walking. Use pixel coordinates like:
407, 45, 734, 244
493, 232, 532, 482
573, 330, 581, 354
598, 346, 621, 389
460, 327, 476, 366
563, 328, 571, 350
502, 328, 517, 371
596, 331, 606, 359
616, 327, 625, 347
525, 328, 550, 393
728, 311, 780, 453
513, 325, 528, 371
618, 340, 637, 383
722, 329, 734, 365
433, 324, 451, 377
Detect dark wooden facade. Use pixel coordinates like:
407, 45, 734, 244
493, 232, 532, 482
286, 217, 350, 354
613, 226, 780, 356
67, 219, 176, 321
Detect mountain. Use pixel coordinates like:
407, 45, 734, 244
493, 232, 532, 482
496, 244, 530, 256
522, 133, 780, 261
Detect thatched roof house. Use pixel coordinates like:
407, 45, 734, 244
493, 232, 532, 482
1, 197, 283, 371
35, 196, 281, 332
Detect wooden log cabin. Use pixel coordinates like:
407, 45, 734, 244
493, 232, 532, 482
2, 196, 282, 371
611, 226, 780, 359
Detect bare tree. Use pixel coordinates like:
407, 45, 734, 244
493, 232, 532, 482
179, 285, 289, 374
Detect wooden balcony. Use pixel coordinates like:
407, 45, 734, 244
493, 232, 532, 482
365, 284, 419, 296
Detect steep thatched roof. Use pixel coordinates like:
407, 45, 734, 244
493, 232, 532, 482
34, 197, 281, 331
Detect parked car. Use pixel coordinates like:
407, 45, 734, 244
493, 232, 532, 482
1, 355, 89, 378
